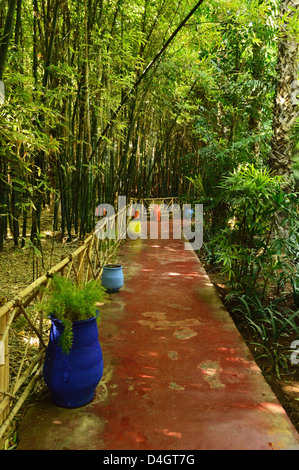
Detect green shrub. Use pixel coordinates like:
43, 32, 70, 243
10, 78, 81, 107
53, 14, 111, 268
228, 292, 299, 378
291, 267, 299, 308
39, 275, 107, 354
209, 164, 298, 298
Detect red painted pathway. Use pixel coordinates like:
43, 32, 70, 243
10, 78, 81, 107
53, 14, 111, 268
16, 223, 299, 450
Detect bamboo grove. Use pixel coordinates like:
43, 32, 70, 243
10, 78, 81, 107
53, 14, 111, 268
0, 0, 298, 250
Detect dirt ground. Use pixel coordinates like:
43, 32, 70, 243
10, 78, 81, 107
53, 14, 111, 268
0, 211, 77, 303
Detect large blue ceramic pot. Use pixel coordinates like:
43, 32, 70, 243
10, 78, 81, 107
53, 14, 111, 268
43, 315, 103, 408
102, 264, 124, 293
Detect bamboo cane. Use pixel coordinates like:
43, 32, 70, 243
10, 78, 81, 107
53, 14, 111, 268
0, 205, 134, 433
77, 241, 85, 284
0, 365, 43, 441
0, 312, 8, 426
0, 257, 70, 319
12, 351, 44, 396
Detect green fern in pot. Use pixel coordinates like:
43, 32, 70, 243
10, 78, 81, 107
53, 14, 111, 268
40, 275, 107, 354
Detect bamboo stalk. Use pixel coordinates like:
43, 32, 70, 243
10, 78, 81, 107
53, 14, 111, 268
77, 241, 85, 284
12, 351, 44, 396
71, 262, 79, 283
0, 257, 70, 319
0, 391, 16, 400
0, 365, 42, 441
66, 259, 74, 279
12, 334, 31, 396
0, 207, 132, 432
0, 397, 9, 426
86, 238, 94, 281
0, 311, 8, 426
0, 307, 18, 344
13, 290, 40, 322
18, 305, 46, 349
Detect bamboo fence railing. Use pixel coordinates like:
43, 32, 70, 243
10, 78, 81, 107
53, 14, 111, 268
130, 197, 182, 219
131, 197, 181, 209
0, 197, 183, 444
0, 202, 133, 443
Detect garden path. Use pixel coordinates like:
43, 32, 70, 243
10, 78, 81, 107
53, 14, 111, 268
16, 221, 299, 450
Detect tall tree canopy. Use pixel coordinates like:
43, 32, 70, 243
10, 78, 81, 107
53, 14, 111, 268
0, 0, 298, 250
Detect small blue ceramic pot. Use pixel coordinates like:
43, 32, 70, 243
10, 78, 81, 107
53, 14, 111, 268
185, 208, 194, 218
101, 264, 124, 293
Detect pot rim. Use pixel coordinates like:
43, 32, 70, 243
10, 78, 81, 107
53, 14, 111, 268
50, 312, 99, 325
103, 264, 123, 269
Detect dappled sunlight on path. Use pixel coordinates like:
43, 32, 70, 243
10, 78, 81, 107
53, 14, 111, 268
16, 223, 299, 450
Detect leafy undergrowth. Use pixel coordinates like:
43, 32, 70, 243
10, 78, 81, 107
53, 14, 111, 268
200, 257, 299, 434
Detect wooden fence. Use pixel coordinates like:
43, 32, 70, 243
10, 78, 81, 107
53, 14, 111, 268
131, 197, 181, 211
0, 202, 133, 443
0, 197, 182, 444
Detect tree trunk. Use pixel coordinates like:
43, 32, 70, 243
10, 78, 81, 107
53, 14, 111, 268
269, 0, 299, 175
0, 0, 18, 80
